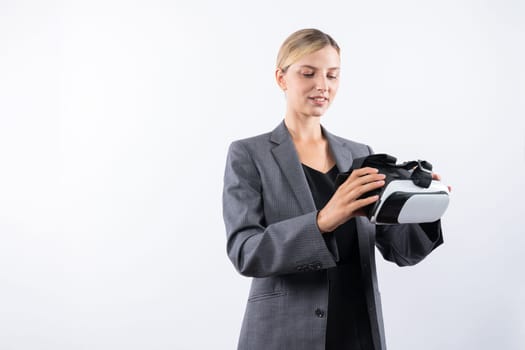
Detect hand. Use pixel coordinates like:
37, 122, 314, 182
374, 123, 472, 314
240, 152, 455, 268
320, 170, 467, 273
431, 172, 452, 192
317, 167, 385, 233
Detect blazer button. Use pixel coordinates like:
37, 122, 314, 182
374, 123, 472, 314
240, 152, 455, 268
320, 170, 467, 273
296, 264, 307, 272
315, 308, 325, 318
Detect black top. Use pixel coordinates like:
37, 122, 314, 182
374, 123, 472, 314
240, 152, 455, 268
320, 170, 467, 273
302, 164, 374, 350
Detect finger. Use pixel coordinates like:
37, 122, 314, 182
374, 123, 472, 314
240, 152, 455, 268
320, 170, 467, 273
432, 172, 441, 181
348, 179, 385, 200
348, 194, 380, 213
349, 167, 379, 179
448, 185, 452, 192
345, 173, 385, 191
344, 172, 385, 189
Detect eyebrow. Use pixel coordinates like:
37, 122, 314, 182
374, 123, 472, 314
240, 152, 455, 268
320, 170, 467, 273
299, 65, 340, 71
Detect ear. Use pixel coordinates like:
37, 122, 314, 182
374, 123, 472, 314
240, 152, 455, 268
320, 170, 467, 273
275, 68, 287, 91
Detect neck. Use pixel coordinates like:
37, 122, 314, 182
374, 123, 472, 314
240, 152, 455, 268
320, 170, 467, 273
284, 113, 323, 142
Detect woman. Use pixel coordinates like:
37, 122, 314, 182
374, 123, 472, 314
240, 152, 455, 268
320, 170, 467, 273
222, 28, 444, 350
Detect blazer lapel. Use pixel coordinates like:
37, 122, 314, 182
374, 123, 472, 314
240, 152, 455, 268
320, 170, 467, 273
270, 121, 316, 214
322, 125, 353, 173
270, 121, 354, 214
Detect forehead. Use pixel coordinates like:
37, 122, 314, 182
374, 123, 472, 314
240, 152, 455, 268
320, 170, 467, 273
292, 46, 340, 69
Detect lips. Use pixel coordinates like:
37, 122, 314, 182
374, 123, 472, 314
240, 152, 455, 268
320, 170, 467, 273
308, 96, 329, 105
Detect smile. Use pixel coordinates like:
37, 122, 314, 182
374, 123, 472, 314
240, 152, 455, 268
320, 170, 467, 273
309, 96, 328, 105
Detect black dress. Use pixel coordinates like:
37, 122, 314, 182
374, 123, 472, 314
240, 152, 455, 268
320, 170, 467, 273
302, 164, 374, 350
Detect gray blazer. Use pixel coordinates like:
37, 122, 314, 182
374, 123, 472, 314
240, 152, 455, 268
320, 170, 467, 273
223, 121, 443, 350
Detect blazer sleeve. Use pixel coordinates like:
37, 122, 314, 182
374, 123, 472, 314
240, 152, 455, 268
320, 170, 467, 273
222, 141, 337, 278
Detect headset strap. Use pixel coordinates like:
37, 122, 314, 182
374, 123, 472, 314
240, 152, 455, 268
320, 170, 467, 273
351, 154, 434, 189
398, 160, 433, 188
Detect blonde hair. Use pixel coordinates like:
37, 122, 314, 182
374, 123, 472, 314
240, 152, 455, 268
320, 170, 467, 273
276, 28, 340, 72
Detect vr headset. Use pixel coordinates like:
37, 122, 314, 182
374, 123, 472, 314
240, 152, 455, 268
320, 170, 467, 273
335, 154, 450, 225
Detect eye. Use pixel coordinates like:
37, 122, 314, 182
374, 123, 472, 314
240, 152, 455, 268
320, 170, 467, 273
327, 74, 338, 80
302, 72, 315, 78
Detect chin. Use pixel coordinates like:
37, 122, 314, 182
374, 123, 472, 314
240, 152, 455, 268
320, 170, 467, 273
308, 108, 327, 117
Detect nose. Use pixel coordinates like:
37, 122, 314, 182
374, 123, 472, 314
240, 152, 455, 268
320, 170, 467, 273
316, 75, 328, 92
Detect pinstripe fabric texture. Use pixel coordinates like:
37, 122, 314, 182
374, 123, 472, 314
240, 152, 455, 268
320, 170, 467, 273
222, 120, 443, 350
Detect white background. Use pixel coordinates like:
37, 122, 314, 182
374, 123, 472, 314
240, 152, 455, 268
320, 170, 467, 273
1, 0, 524, 349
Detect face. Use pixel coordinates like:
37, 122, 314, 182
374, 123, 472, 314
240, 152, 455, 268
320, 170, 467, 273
276, 45, 340, 119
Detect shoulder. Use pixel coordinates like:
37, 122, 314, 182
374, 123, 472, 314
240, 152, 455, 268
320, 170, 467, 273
323, 128, 372, 155
229, 131, 273, 152
332, 133, 369, 149
228, 128, 272, 156
225, 130, 274, 167
224, 131, 276, 186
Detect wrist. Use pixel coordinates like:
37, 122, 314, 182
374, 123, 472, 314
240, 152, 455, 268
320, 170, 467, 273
316, 209, 333, 234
